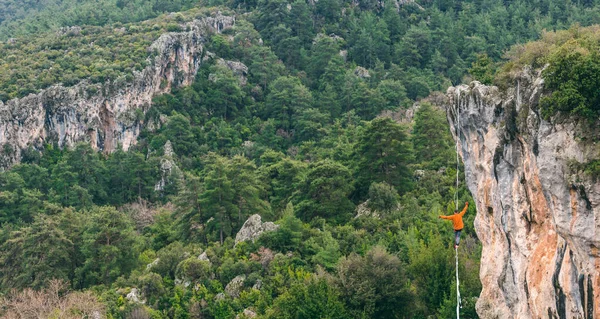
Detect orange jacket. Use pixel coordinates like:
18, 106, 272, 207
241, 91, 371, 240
440, 202, 468, 230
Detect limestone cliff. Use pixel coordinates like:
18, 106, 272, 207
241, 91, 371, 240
0, 13, 235, 168
445, 68, 599, 318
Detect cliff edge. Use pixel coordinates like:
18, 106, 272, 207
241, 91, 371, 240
0, 13, 235, 168
446, 68, 599, 318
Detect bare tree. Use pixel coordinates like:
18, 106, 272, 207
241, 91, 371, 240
0, 279, 105, 319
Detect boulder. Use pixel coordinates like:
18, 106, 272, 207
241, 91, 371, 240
354, 66, 370, 79
236, 309, 257, 318
126, 288, 145, 304
234, 214, 279, 246
225, 275, 246, 298
215, 59, 249, 86
252, 279, 262, 290
214, 292, 226, 301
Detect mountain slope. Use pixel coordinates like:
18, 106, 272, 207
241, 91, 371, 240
1, 0, 600, 318
0, 0, 198, 40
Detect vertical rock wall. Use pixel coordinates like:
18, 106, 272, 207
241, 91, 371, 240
0, 13, 235, 168
445, 68, 599, 318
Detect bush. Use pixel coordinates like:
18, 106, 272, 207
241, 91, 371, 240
336, 246, 414, 318
176, 258, 211, 282
367, 182, 400, 214
541, 38, 600, 120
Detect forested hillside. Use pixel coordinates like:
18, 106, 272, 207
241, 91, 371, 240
0, 0, 198, 40
1, 0, 600, 318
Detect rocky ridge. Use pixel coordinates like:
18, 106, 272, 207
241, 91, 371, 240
0, 13, 235, 168
444, 68, 599, 318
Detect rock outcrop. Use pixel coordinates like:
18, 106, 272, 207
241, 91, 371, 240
216, 58, 248, 86
0, 13, 235, 168
225, 275, 246, 298
444, 68, 599, 318
234, 214, 279, 246
198, 251, 211, 264
354, 200, 380, 219
236, 309, 257, 318
155, 140, 181, 191
126, 288, 145, 304
146, 258, 160, 271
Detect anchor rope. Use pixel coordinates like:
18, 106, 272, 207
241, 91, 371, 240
453, 101, 461, 319
456, 246, 461, 318
454, 101, 460, 210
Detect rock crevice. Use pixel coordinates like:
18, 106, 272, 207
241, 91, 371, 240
444, 68, 599, 318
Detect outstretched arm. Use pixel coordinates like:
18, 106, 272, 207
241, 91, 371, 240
459, 201, 469, 217
439, 215, 452, 220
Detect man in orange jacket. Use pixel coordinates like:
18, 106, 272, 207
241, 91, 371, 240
439, 201, 469, 249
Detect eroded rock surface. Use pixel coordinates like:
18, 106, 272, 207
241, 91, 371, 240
444, 68, 599, 319
216, 58, 248, 86
126, 288, 145, 304
225, 275, 246, 298
155, 140, 180, 191
198, 251, 211, 264
234, 214, 279, 246
0, 13, 235, 168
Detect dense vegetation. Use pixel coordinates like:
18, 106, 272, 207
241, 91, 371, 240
0, 95, 479, 318
0, 7, 221, 102
2, 0, 600, 318
0, 0, 199, 40
497, 25, 600, 120
4, 0, 600, 102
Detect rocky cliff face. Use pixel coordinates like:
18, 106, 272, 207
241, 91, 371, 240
445, 68, 599, 318
0, 13, 235, 168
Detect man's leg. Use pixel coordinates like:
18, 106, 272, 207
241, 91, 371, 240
454, 230, 462, 246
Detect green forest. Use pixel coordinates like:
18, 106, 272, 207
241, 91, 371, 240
2, 0, 600, 318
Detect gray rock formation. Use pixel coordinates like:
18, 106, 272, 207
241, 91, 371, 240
252, 279, 262, 290
413, 169, 425, 180
355, 200, 380, 219
126, 288, 145, 304
214, 292, 226, 301
146, 258, 160, 271
174, 277, 191, 288
236, 309, 257, 318
155, 140, 180, 191
198, 251, 211, 264
216, 58, 248, 86
234, 214, 279, 246
225, 275, 246, 298
393, 0, 424, 11
0, 13, 235, 168
353, 66, 370, 79
443, 68, 599, 319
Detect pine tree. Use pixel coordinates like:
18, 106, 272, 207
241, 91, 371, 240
0, 215, 72, 290
79, 206, 140, 286
355, 118, 413, 199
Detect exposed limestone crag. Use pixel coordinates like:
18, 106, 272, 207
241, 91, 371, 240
216, 58, 248, 86
155, 140, 181, 191
444, 68, 599, 319
234, 214, 279, 246
0, 13, 235, 168
225, 275, 246, 298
